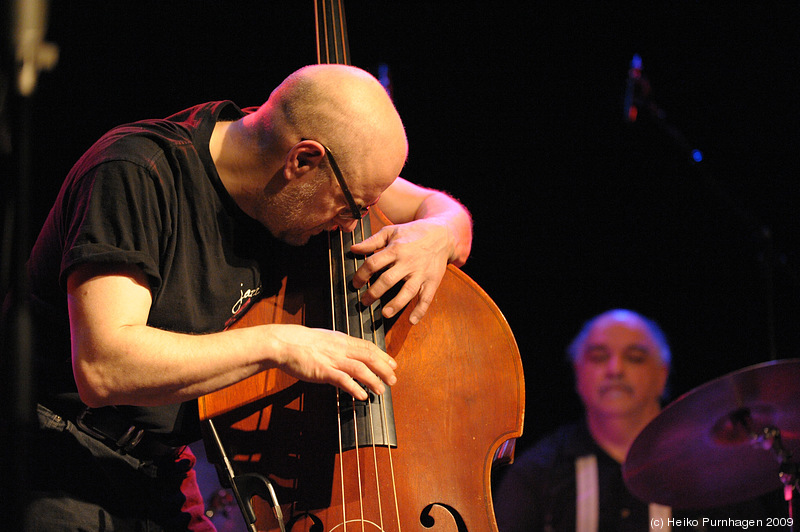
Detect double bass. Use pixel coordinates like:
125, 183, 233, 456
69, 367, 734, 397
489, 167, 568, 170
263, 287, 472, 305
199, 2, 525, 531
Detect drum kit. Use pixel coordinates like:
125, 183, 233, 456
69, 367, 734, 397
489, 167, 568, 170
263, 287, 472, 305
623, 358, 799, 528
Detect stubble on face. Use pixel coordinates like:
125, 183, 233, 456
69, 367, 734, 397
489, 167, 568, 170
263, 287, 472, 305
260, 175, 328, 246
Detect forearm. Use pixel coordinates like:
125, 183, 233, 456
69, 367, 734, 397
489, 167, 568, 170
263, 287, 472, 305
73, 321, 396, 408
68, 264, 396, 409
73, 322, 281, 408
376, 177, 473, 267
414, 190, 473, 267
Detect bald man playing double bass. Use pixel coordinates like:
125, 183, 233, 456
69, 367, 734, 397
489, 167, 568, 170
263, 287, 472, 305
6, 64, 472, 531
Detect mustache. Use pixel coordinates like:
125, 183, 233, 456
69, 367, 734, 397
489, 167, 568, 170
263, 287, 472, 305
598, 382, 634, 394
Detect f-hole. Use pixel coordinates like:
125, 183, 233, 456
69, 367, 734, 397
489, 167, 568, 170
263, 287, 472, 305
420, 503, 469, 531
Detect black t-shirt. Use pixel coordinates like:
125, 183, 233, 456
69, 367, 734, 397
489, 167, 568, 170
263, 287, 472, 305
494, 421, 650, 532
493, 420, 784, 532
25, 101, 285, 444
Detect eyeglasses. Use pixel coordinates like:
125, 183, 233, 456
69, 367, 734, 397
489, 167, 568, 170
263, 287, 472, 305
319, 142, 369, 221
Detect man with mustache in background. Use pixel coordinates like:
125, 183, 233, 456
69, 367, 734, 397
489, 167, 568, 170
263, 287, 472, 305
493, 309, 784, 531
494, 309, 671, 531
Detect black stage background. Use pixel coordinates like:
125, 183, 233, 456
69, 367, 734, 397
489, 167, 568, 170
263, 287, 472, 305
8, 1, 800, 453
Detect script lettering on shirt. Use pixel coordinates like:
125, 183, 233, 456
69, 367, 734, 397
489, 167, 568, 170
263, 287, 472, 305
231, 283, 262, 315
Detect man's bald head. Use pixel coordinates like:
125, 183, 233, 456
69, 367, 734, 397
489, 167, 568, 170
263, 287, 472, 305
257, 64, 408, 174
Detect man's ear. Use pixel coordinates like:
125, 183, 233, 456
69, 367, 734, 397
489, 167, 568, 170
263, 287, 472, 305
284, 140, 326, 181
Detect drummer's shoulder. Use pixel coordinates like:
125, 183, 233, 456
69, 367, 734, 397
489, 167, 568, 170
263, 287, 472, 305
515, 421, 589, 469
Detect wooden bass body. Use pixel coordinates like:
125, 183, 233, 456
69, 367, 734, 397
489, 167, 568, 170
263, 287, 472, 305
199, 212, 525, 532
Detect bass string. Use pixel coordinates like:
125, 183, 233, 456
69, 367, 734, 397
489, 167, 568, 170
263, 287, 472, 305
319, 0, 359, 523
348, 221, 368, 530
315, 0, 349, 65
353, 219, 402, 532
329, 219, 401, 531
365, 262, 402, 532
330, 223, 364, 529
328, 229, 350, 530
317, 1, 400, 526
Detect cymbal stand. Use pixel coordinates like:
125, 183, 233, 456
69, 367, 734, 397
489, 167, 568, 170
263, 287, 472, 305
751, 425, 798, 530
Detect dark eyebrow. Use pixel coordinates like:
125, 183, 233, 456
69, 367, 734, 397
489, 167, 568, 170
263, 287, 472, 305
625, 344, 652, 354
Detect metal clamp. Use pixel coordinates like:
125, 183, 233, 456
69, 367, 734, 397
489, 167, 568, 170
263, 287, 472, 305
76, 407, 145, 454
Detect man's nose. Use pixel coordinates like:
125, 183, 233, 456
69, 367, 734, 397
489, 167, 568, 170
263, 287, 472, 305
337, 218, 360, 233
605, 354, 624, 375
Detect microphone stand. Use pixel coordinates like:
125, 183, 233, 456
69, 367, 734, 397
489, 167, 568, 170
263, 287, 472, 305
1, 1, 58, 528
624, 55, 796, 364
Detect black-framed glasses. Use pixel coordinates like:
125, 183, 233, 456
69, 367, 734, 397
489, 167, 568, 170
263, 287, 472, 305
319, 142, 369, 221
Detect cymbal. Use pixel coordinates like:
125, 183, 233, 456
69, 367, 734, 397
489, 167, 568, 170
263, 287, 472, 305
623, 358, 800, 509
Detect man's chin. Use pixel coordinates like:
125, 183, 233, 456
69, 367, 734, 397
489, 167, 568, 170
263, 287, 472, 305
277, 226, 328, 247
282, 234, 312, 246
